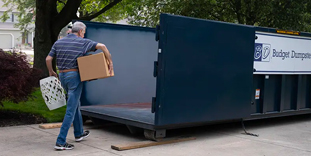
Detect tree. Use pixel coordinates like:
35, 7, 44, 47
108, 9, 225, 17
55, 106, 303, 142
126, 0, 311, 32
3, 0, 311, 78
0, 49, 41, 106
1, 0, 129, 77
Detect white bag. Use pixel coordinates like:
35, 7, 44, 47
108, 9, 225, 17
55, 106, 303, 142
39, 76, 66, 110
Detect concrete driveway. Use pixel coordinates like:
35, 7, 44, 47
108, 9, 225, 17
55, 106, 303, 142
1, 114, 311, 156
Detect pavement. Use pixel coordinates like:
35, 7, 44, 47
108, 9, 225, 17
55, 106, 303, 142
1, 114, 311, 156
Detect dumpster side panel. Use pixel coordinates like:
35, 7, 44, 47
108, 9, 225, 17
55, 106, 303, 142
80, 21, 157, 106
297, 75, 311, 109
250, 74, 311, 120
280, 75, 298, 111
252, 75, 311, 112
251, 75, 265, 114
250, 28, 311, 119
262, 75, 282, 113
155, 14, 255, 126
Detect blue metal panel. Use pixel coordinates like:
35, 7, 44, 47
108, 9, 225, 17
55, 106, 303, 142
251, 75, 265, 114
262, 75, 282, 113
80, 21, 158, 106
154, 14, 255, 126
297, 75, 311, 109
280, 75, 298, 111
252, 74, 311, 116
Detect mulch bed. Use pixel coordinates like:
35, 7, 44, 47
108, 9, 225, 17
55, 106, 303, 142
0, 110, 47, 127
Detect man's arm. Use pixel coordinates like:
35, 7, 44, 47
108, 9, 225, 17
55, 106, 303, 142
96, 43, 113, 74
46, 55, 57, 77
96, 43, 112, 63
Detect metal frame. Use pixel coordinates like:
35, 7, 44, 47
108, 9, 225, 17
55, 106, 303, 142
81, 109, 156, 130
82, 107, 311, 130
248, 109, 311, 121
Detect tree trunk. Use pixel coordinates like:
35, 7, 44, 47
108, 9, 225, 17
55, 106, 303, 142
34, 0, 58, 78
33, 0, 119, 78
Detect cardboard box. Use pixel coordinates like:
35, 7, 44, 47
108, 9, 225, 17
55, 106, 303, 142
77, 52, 114, 82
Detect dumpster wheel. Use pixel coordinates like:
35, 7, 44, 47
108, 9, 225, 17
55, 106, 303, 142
144, 129, 156, 140
144, 129, 166, 141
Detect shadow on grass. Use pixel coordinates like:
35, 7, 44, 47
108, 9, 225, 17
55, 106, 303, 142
0, 88, 66, 125
0, 109, 47, 127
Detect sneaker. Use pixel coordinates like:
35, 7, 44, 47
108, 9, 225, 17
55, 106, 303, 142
54, 142, 74, 150
75, 130, 90, 142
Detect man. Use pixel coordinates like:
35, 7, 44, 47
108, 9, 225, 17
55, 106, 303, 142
46, 21, 113, 150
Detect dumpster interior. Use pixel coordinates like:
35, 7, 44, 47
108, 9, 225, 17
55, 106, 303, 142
79, 21, 159, 133
81, 103, 154, 128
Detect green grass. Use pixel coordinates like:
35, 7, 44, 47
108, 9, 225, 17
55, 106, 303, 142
0, 88, 66, 123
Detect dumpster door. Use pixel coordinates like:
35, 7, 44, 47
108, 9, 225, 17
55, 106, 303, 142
154, 14, 255, 126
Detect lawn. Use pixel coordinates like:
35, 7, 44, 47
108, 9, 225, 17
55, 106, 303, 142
0, 88, 66, 123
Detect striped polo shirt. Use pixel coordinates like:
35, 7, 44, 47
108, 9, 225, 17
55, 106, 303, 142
48, 34, 98, 70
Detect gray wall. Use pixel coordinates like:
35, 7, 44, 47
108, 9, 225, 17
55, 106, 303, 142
80, 22, 158, 106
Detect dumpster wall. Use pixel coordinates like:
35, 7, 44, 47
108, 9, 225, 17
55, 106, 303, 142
80, 21, 158, 106
154, 14, 255, 126
252, 75, 311, 114
79, 15, 311, 130
251, 28, 311, 116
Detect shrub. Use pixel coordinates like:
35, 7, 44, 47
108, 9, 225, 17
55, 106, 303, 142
0, 48, 42, 106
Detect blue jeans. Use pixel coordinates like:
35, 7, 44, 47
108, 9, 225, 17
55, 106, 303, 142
56, 71, 84, 145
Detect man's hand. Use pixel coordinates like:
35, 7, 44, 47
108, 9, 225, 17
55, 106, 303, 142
95, 43, 113, 75
46, 55, 57, 78
49, 71, 58, 78
108, 63, 113, 75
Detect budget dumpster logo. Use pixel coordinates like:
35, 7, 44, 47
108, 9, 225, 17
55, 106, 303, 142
254, 43, 271, 62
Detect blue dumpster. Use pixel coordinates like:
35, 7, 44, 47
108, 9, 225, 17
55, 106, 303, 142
80, 13, 311, 140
